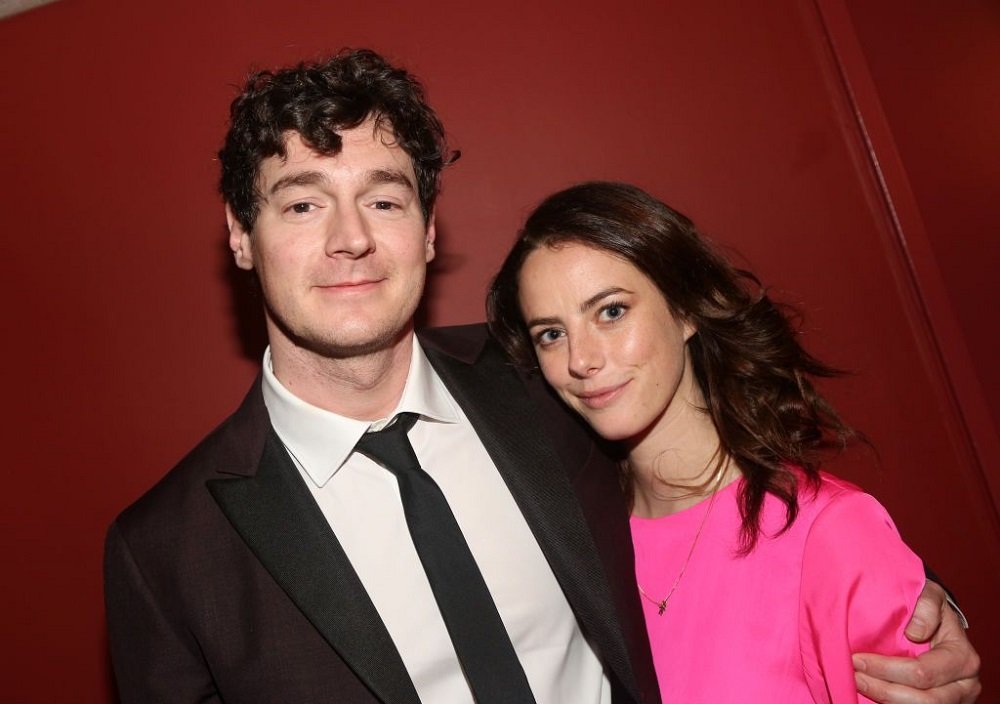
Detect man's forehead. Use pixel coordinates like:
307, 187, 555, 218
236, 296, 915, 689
277, 118, 402, 158
259, 126, 416, 183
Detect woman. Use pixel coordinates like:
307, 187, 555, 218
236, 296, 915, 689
487, 181, 928, 702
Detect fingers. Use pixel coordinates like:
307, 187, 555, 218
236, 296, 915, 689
931, 606, 965, 643
853, 653, 937, 689
854, 580, 981, 703
905, 581, 947, 642
853, 642, 980, 686
853, 640, 981, 704
854, 671, 982, 704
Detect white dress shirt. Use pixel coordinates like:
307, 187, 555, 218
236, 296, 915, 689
262, 341, 611, 703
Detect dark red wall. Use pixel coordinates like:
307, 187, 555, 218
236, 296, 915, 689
1, 0, 996, 699
845, 0, 1000, 433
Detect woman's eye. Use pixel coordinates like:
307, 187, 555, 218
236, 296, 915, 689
535, 328, 564, 346
601, 303, 627, 321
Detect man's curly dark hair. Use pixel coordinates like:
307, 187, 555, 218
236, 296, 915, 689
219, 48, 453, 232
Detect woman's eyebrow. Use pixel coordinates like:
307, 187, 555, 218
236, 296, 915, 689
580, 287, 629, 313
525, 287, 632, 329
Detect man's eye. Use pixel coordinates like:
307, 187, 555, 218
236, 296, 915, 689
373, 200, 398, 211
289, 202, 314, 214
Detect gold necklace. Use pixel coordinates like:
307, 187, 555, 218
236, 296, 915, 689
636, 483, 721, 616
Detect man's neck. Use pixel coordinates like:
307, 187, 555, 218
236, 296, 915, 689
268, 332, 415, 421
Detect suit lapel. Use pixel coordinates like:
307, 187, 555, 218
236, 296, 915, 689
203, 332, 650, 703
207, 427, 420, 704
422, 334, 642, 702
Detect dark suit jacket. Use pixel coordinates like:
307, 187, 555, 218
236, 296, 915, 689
105, 324, 660, 703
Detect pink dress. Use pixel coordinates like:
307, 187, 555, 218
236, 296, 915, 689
630, 471, 928, 702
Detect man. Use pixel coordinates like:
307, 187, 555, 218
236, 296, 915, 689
105, 49, 979, 703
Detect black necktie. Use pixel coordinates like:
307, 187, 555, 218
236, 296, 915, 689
354, 413, 536, 704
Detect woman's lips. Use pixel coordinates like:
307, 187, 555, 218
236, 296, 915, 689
575, 380, 630, 410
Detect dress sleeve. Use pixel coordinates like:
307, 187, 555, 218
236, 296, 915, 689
798, 489, 929, 703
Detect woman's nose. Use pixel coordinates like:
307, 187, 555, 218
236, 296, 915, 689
567, 333, 603, 379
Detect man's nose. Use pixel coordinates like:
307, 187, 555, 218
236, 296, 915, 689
325, 205, 375, 258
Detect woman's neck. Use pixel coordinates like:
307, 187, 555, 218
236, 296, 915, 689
626, 385, 737, 518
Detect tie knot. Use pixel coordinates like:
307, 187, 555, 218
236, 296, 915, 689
354, 412, 420, 475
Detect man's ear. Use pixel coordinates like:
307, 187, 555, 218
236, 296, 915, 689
424, 211, 437, 264
226, 205, 254, 271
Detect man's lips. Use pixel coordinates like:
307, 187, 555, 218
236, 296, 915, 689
316, 278, 383, 292
574, 380, 630, 410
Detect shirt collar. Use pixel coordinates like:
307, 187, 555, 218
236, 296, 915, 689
261, 340, 460, 487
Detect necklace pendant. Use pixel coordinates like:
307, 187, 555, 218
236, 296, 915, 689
639, 480, 723, 619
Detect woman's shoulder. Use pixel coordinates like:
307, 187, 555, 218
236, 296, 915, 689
785, 469, 909, 556
785, 467, 893, 529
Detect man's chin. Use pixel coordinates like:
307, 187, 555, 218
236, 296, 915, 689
299, 326, 413, 361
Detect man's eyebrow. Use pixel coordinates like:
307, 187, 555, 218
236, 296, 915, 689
266, 168, 414, 198
367, 168, 415, 190
267, 170, 328, 197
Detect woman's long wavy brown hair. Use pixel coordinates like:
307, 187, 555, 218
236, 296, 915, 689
487, 181, 855, 552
